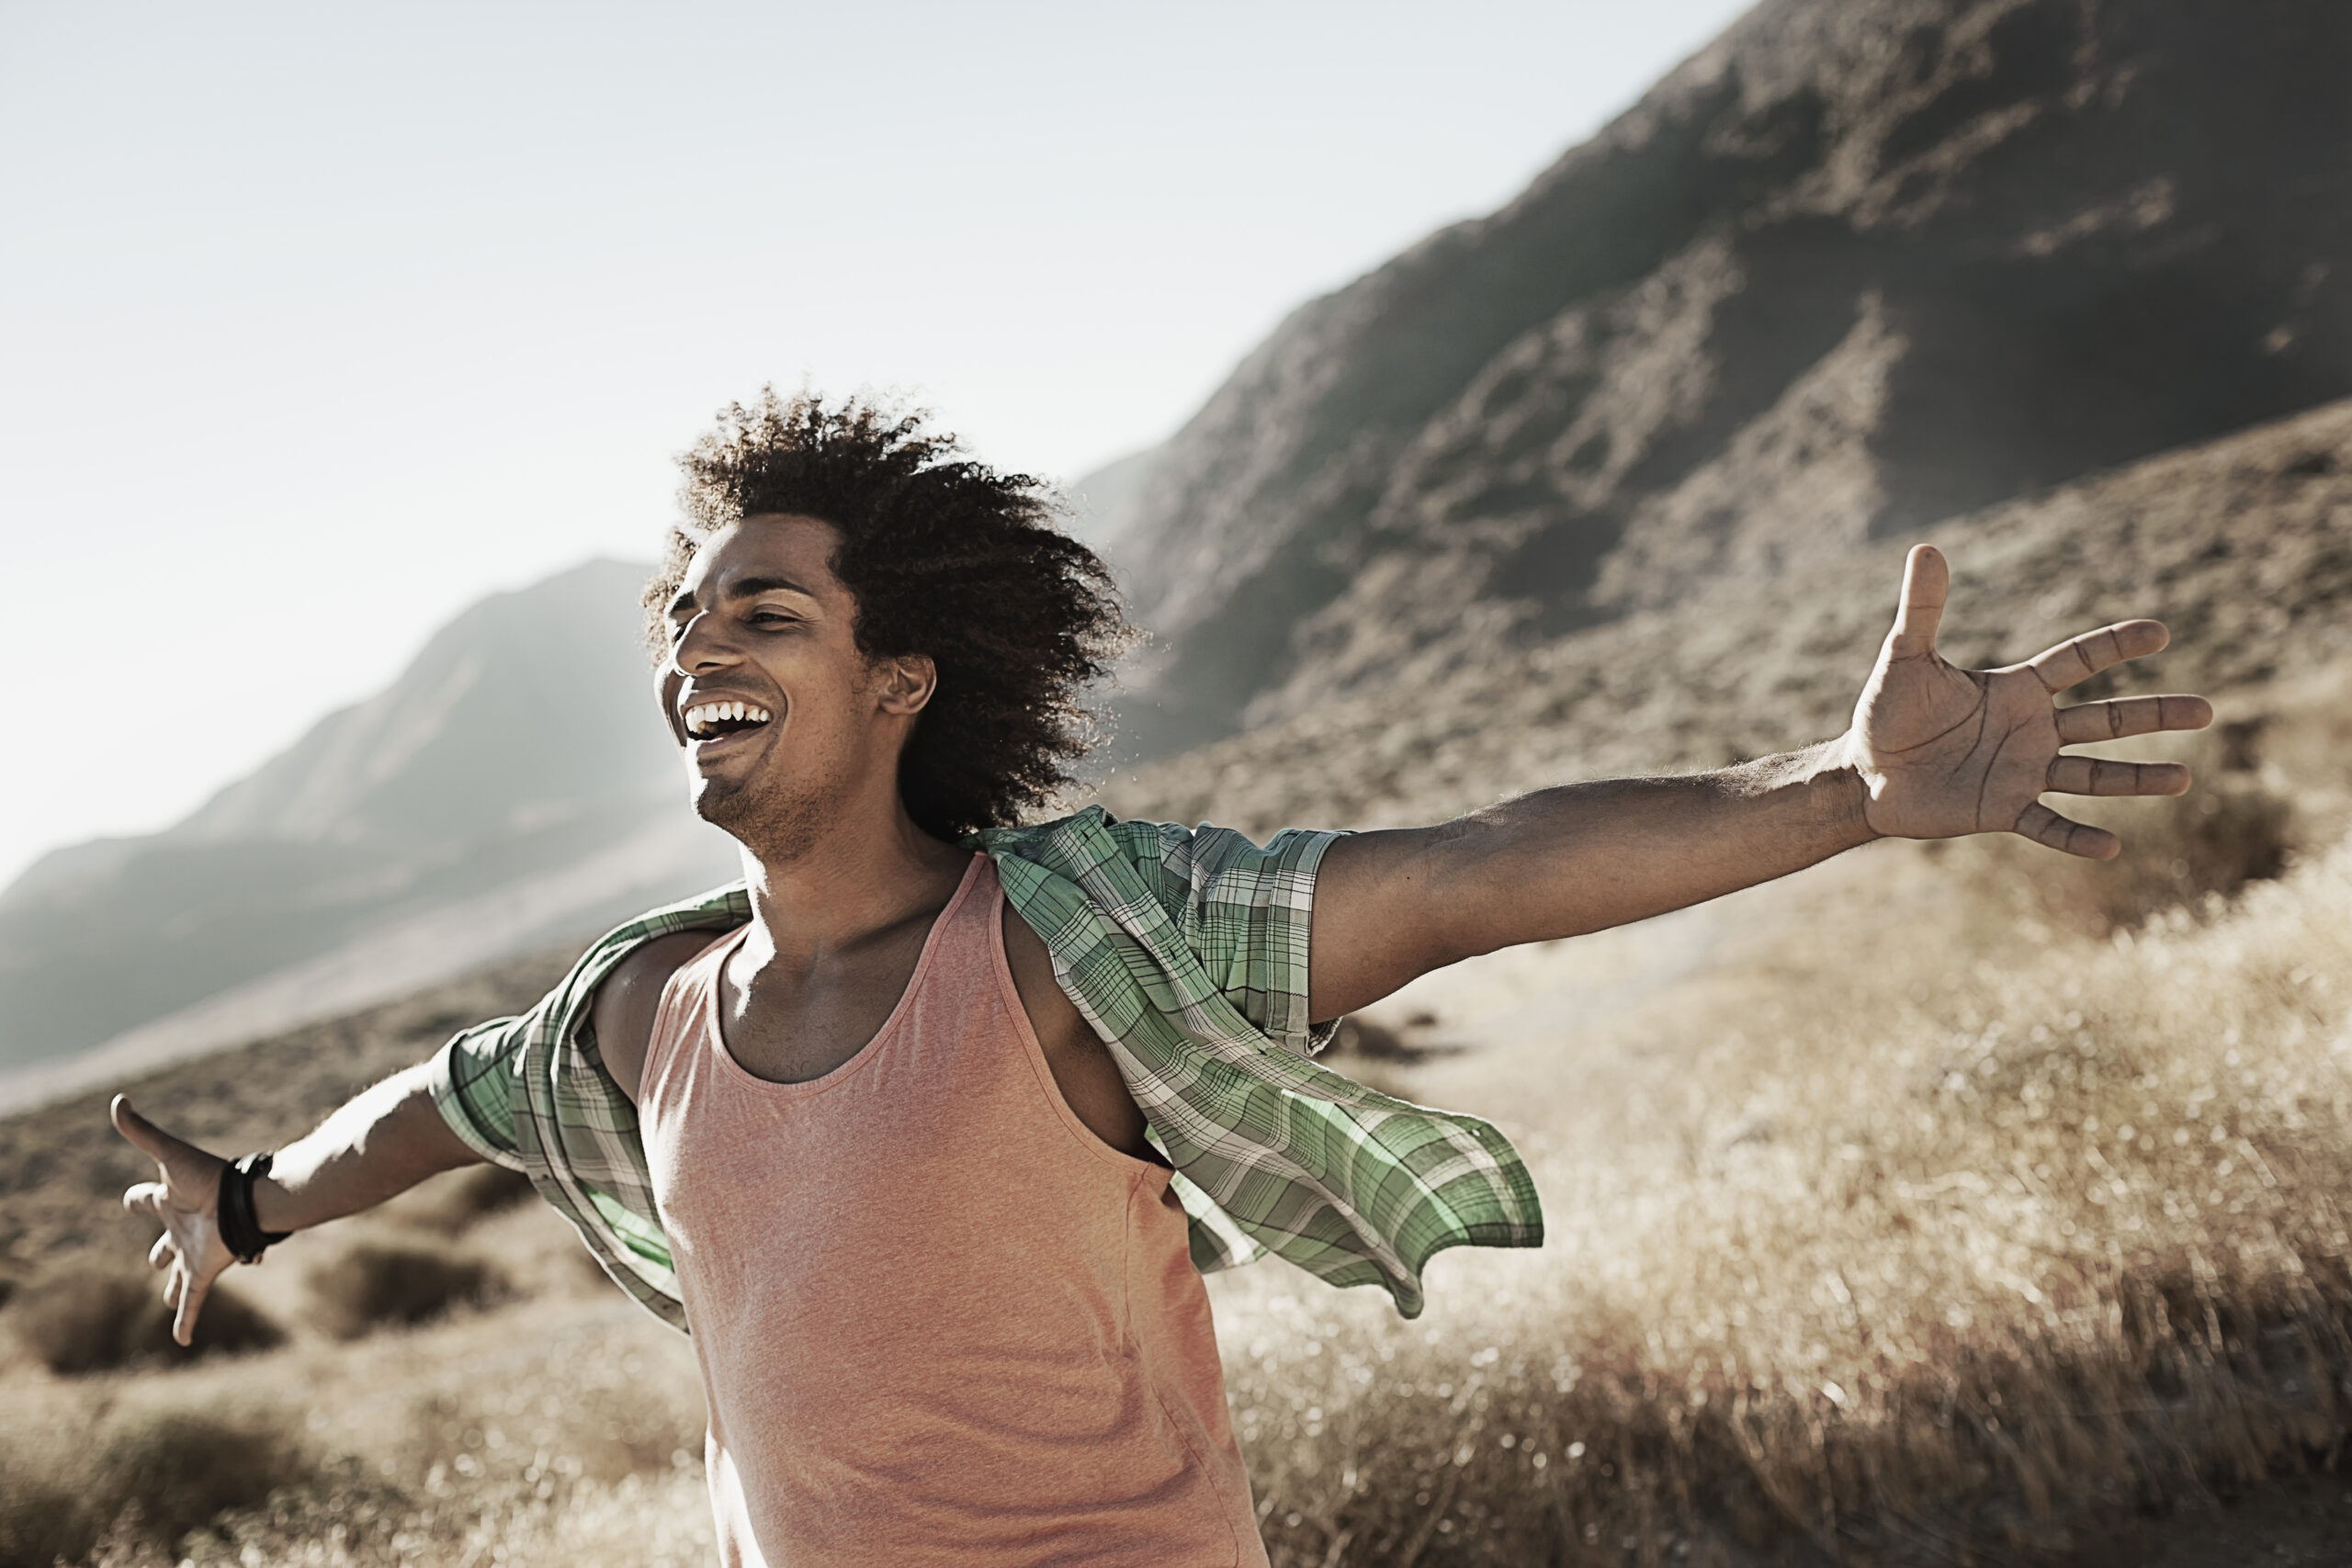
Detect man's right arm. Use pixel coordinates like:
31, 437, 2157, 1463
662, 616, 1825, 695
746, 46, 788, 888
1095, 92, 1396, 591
114, 1064, 482, 1345
116, 928, 715, 1345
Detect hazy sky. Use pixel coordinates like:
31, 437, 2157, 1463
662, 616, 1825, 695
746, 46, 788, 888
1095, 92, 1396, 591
0, 0, 1753, 888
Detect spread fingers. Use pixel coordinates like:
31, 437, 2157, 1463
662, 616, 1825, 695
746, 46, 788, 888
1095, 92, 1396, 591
2054, 694, 2213, 744
2016, 802, 2120, 860
2027, 620, 2169, 693
2047, 756, 2193, 796
149, 1233, 175, 1271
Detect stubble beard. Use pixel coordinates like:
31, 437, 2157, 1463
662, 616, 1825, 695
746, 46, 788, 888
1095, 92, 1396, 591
690, 763, 851, 868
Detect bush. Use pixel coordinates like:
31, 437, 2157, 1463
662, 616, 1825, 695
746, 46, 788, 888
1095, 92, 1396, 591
306, 1241, 504, 1339
8, 1260, 281, 1375
2075, 778, 2295, 932
386, 1164, 537, 1235
90, 1409, 288, 1545
1995, 722, 2302, 938
0, 1404, 291, 1567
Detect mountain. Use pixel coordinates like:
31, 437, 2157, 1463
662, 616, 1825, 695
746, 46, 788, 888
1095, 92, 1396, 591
12, 0, 2347, 1100
1063, 446, 1161, 567
1109, 395, 2352, 839
0, 560, 737, 1087
1111, 0, 2351, 754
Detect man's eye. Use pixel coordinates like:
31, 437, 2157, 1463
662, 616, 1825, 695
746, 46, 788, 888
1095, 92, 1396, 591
750, 611, 799, 626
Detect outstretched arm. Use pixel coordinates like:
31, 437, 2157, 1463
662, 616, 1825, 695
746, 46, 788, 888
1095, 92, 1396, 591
1306, 545, 2213, 1020
113, 1064, 480, 1346
113, 924, 715, 1348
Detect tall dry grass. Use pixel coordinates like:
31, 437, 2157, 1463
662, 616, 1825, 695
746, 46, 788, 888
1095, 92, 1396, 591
0, 1277, 712, 1568
1207, 831, 2352, 1565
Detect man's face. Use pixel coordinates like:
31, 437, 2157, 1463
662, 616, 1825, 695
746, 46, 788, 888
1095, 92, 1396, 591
659, 514, 932, 856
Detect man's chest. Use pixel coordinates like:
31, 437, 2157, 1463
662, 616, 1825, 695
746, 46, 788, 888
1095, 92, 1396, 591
688, 899, 1147, 1158
718, 966, 908, 1086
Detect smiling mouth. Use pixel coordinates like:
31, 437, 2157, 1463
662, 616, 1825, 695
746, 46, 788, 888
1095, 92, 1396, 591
683, 700, 775, 742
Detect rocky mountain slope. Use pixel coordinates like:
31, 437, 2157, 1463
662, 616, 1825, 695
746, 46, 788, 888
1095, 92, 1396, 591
1109, 396, 2352, 838
0, 561, 735, 1084
1109, 0, 2351, 755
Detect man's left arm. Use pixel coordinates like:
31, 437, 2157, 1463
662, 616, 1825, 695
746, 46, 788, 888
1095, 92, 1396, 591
1306, 545, 2215, 1021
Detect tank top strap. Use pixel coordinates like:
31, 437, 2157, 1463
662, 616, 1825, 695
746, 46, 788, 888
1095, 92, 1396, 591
639, 924, 747, 1090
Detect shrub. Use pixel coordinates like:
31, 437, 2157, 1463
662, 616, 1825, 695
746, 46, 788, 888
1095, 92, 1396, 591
2073, 778, 2295, 932
1998, 724, 2302, 937
8, 1260, 281, 1375
386, 1164, 537, 1235
306, 1241, 504, 1339
89, 1409, 288, 1545
0, 1404, 292, 1567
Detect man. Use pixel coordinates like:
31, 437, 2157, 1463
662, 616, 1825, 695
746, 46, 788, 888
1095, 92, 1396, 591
114, 390, 2212, 1565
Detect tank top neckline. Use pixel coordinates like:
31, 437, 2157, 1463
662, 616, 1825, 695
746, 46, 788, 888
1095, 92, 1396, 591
695, 852, 989, 1100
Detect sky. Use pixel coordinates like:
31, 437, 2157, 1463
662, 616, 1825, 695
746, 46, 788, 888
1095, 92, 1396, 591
0, 0, 1755, 889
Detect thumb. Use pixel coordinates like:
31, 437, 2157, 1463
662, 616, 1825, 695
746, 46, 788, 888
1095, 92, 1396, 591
1886, 544, 1949, 658
111, 1096, 215, 1190
113, 1095, 187, 1160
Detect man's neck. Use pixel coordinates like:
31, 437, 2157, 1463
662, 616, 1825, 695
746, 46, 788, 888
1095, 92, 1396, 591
735, 800, 972, 973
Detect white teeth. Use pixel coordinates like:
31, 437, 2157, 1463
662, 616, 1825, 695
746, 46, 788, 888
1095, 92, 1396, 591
684, 701, 772, 738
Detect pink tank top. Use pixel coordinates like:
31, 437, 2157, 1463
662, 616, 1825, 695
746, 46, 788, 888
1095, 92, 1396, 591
639, 856, 1268, 1567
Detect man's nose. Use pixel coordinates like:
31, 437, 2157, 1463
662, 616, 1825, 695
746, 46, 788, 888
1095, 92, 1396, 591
668, 609, 738, 676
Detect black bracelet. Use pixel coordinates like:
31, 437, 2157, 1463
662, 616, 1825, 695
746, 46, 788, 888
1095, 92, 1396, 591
217, 1151, 292, 1265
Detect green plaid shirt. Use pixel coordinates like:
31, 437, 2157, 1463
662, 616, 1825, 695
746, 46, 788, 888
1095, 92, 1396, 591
428, 807, 1542, 1333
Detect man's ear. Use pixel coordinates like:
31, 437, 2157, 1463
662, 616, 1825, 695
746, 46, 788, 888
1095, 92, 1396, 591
873, 654, 937, 717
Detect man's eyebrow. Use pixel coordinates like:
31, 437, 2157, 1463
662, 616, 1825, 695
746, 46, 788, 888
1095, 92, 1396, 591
667, 574, 818, 617
722, 575, 818, 600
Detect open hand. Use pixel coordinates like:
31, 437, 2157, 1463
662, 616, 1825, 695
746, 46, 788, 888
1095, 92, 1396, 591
111, 1096, 232, 1346
1849, 545, 2213, 859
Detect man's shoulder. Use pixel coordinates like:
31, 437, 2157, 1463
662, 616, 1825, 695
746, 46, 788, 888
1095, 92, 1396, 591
572, 883, 752, 1003
534, 882, 753, 1054
589, 928, 730, 1103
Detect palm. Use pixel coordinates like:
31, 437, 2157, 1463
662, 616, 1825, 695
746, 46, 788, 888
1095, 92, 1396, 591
1849, 547, 2210, 859
112, 1096, 233, 1346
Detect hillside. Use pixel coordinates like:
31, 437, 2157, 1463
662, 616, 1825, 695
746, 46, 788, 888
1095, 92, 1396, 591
0, 560, 736, 1088
1110, 0, 2351, 755
1109, 396, 2352, 840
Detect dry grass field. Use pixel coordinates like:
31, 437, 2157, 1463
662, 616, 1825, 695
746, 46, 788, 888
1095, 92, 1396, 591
1, 677, 2347, 1566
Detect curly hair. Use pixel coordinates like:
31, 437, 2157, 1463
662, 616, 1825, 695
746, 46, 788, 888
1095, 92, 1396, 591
644, 389, 1131, 841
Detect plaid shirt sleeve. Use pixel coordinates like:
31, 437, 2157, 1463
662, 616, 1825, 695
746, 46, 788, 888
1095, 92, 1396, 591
1104, 818, 1337, 1055
980, 808, 1544, 1317
429, 1015, 531, 1169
